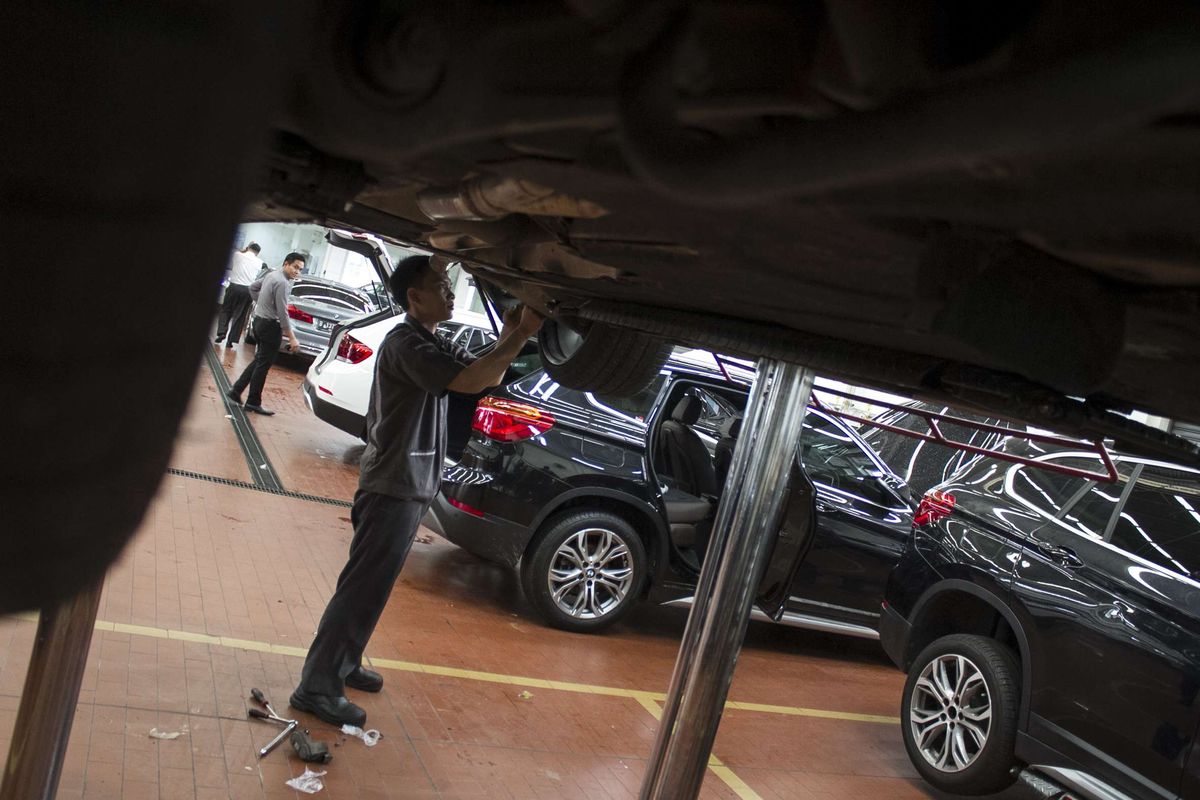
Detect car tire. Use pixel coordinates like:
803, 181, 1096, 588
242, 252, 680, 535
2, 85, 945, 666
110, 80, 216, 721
901, 634, 1020, 795
538, 318, 672, 396
521, 510, 648, 633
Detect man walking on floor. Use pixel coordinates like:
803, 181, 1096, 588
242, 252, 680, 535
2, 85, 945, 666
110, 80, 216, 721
290, 255, 542, 726
226, 252, 305, 415
215, 242, 263, 347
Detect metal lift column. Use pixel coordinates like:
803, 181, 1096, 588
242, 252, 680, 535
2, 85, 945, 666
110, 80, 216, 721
0, 580, 104, 800
640, 358, 814, 799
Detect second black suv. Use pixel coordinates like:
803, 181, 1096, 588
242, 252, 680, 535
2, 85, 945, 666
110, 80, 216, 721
881, 444, 1200, 800
424, 350, 927, 637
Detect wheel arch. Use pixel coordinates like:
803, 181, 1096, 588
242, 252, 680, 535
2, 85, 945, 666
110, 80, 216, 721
527, 486, 668, 584
904, 579, 1033, 729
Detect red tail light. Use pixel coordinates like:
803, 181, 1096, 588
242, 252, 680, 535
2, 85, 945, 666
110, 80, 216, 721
335, 334, 374, 364
287, 304, 314, 323
448, 497, 485, 518
914, 490, 957, 527
472, 396, 555, 442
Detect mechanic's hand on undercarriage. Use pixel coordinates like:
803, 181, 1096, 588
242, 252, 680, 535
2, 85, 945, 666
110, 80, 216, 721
502, 304, 544, 338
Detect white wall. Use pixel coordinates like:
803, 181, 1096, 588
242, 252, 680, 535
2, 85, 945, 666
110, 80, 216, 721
233, 223, 482, 313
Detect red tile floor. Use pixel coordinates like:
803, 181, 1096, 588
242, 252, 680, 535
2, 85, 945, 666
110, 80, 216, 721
0, 343, 1026, 798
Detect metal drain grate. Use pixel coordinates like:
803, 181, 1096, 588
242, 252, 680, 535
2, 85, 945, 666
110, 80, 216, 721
202, 345, 284, 491
165, 468, 354, 508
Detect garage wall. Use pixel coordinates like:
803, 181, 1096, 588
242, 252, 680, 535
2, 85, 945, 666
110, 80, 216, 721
231, 222, 479, 314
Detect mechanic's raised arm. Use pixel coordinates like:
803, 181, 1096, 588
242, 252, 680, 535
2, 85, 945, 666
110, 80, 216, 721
446, 307, 542, 394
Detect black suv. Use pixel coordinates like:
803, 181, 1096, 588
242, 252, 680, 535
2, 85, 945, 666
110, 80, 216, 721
880, 444, 1200, 800
424, 351, 927, 636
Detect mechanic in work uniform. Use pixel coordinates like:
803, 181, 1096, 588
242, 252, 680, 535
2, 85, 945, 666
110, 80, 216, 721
215, 241, 262, 347
290, 255, 543, 726
226, 252, 304, 415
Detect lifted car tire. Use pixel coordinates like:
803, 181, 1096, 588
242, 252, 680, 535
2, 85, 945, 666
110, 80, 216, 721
901, 634, 1021, 796
521, 510, 648, 633
538, 318, 671, 397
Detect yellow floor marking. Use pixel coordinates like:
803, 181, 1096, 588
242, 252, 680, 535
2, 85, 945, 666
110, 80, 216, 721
634, 696, 764, 800
726, 699, 899, 725
5, 613, 896, 725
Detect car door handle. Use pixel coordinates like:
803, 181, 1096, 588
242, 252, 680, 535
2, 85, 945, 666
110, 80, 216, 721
1042, 544, 1084, 568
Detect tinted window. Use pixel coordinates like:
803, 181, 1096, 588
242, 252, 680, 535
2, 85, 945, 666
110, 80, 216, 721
1057, 482, 1122, 540
1109, 465, 1200, 576
860, 404, 1010, 497
690, 387, 740, 438
590, 374, 667, 422
801, 415, 892, 505
292, 285, 370, 313
1009, 458, 1096, 519
520, 371, 587, 407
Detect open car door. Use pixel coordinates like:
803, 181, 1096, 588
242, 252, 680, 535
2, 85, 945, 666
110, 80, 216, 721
325, 228, 396, 299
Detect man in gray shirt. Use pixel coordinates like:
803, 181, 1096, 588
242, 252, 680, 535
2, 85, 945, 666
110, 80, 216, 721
290, 255, 542, 727
226, 252, 305, 415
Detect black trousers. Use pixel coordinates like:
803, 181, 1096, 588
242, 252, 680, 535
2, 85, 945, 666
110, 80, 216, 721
230, 317, 281, 406
298, 491, 425, 696
215, 283, 251, 343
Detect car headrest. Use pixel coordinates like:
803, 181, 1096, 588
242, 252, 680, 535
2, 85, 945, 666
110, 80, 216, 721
671, 396, 703, 426
720, 416, 742, 439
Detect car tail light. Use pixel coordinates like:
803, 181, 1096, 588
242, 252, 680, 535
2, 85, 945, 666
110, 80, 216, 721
448, 497, 485, 518
472, 396, 555, 442
336, 334, 373, 364
287, 304, 314, 323
914, 489, 956, 527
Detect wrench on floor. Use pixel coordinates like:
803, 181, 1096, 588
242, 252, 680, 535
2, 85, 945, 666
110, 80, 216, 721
248, 688, 299, 758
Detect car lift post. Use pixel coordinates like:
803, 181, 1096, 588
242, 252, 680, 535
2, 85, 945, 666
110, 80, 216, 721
640, 358, 814, 799
0, 579, 104, 800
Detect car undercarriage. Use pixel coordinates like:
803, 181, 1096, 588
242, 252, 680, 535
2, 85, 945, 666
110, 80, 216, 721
254, 0, 1200, 456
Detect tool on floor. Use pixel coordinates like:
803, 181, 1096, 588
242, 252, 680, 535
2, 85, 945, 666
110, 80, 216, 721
291, 729, 333, 764
248, 688, 300, 758
251, 687, 283, 720
258, 719, 300, 758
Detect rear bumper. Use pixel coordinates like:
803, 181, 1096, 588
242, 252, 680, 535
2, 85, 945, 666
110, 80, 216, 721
878, 603, 912, 669
302, 378, 364, 439
428, 491, 532, 567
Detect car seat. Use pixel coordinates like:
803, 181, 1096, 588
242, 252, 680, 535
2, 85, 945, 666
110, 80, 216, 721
659, 395, 719, 497
713, 416, 742, 487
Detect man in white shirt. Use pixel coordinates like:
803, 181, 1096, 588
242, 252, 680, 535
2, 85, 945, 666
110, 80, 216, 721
215, 242, 263, 347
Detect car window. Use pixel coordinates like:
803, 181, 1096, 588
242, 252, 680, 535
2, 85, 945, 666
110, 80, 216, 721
800, 414, 892, 506
436, 322, 462, 339
860, 403, 1013, 497
521, 371, 587, 408
508, 351, 542, 379
688, 386, 740, 439
1056, 482, 1123, 540
1009, 457, 1097, 519
1107, 464, 1200, 576
589, 374, 667, 422
292, 285, 371, 313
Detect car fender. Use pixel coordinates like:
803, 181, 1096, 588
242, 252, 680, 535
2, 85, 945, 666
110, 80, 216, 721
529, 486, 670, 567
906, 577, 1033, 728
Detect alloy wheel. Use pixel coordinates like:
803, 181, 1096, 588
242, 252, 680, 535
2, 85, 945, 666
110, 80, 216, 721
908, 653, 992, 773
546, 527, 634, 619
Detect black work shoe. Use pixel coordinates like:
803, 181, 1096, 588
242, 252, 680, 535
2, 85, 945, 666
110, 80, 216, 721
226, 342, 235, 348
244, 404, 276, 416
214, 337, 223, 344
346, 666, 384, 693
224, 389, 241, 403
289, 690, 366, 727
